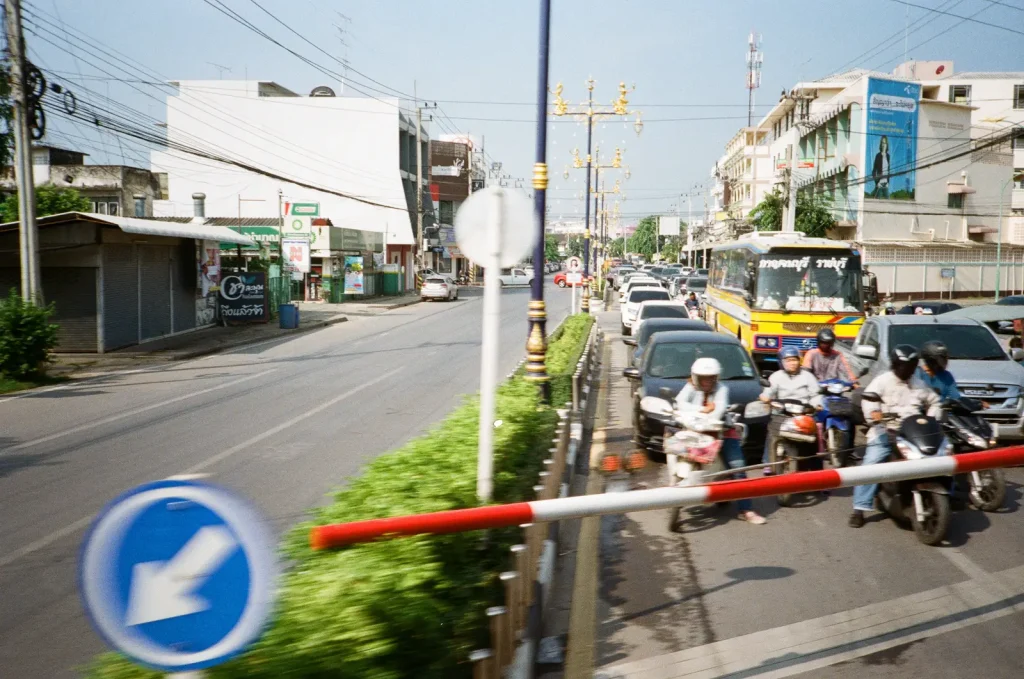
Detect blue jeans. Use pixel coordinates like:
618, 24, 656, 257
852, 430, 950, 512
722, 438, 753, 512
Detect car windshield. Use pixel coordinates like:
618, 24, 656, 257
889, 324, 1007, 360
696, 269, 708, 276
755, 253, 861, 312
895, 303, 949, 315
629, 289, 670, 303
640, 306, 687, 320
686, 278, 707, 291
646, 342, 757, 380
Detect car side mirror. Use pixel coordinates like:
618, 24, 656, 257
855, 345, 878, 360
622, 367, 641, 380
760, 377, 770, 387
623, 337, 637, 347
1011, 348, 1024, 361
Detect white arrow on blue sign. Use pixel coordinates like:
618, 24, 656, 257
79, 479, 277, 672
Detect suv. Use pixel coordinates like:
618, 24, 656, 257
846, 315, 1024, 440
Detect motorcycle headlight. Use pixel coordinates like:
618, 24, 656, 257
964, 432, 989, 449
744, 401, 770, 419
785, 403, 804, 415
827, 383, 845, 394
896, 439, 923, 460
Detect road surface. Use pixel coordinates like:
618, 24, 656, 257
0, 282, 571, 678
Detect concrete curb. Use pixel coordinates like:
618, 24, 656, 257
382, 298, 422, 310
166, 315, 349, 360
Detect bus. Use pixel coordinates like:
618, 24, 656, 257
704, 232, 866, 372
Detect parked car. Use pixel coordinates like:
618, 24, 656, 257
895, 301, 962, 315
632, 301, 692, 338
497, 267, 534, 286
623, 317, 712, 370
623, 330, 769, 458
613, 266, 637, 289
420, 275, 459, 302
554, 271, 585, 288
847, 315, 1024, 440
997, 295, 1024, 306
621, 286, 671, 335
619, 277, 660, 304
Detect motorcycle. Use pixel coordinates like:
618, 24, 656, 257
769, 399, 823, 507
941, 397, 1006, 512
818, 380, 857, 468
686, 303, 702, 320
639, 395, 745, 532
863, 392, 954, 545
455, 273, 470, 286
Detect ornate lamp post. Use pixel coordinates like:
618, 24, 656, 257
552, 79, 642, 311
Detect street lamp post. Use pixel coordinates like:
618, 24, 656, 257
525, 0, 552, 401
996, 174, 1014, 301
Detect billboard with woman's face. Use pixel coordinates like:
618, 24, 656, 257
865, 77, 921, 201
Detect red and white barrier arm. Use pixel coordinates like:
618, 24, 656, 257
310, 446, 1024, 549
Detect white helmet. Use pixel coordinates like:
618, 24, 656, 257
691, 357, 721, 379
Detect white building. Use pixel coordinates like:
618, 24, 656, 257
715, 127, 773, 220
151, 80, 423, 290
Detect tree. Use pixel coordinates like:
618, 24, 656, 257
1, 184, 92, 223
544, 234, 559, 262
565, 234, 583, 258
608, 237, 624, 258
627, 216, 657, 259
748, 190, 836, 239
0, 63, 11, 171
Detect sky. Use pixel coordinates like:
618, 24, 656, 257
22, 0, 1024, 226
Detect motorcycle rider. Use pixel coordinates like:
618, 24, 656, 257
685, 291, 701, 311
849, 344, 946, 528
759, 347, 822, 476
675, 357, 767, 525
802, 328, 858, 383
916, 341, 961, 401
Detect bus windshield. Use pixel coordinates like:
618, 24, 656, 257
755, 253, 861, 312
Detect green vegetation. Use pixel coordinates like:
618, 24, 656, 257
544, 234, 560, 263
86, 314, 596, 679
748, 190, 838, 239
564, 234, 583, 258
0, 291, 59, 381
1, 184, 92, 223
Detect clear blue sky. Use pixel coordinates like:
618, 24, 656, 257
25, 0, 1024, 224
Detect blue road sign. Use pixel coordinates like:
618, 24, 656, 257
79, 479, 277, 672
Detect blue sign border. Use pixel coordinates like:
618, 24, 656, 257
78, 479, 277, 672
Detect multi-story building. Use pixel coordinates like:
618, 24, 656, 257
1, 145, 165, 217
716, 127, 772, 219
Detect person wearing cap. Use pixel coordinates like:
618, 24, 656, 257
802, 328, 858, 383
850, 344, 945, 528
759, 347, 823, 476
675, 356, 767, 524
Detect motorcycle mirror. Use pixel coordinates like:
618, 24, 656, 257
861, 391, 882, 402
659, 387, 675, 401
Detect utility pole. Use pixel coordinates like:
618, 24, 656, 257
415, 82, 425, 276
783, 89, 816, 233
6, 0, 41, 303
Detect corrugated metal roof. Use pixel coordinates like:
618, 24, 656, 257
0, 212, 255, 245
206, 217, 282, 227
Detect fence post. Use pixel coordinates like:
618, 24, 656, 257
487, 606, 511, 669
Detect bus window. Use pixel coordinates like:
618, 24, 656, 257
755, 254, 861, 312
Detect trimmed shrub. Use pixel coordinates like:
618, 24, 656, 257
546, 313, 595, 409
0, 291, 59, 379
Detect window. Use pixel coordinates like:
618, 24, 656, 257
858, 322, 879, 351
1015, 84, 1024, 110
107, 201, 119, 216
439, 200, 454, 224
92, 201, 107, 215
948, 193, 964, 209
1013, 133, 1024, 150
949, 85, 971, 104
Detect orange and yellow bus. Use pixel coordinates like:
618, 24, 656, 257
704, 232, 866, 373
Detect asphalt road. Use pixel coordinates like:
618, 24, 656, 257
0, 281, 571, 678
582, 306, 1024, 679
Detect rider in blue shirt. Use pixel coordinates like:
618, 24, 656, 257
916, 341, 960, 400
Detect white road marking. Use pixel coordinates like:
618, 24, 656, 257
0, 370, 275, 454
0, 368, 152, 404
940, 547, 990, 581
1, 368, 403, 569
184, 367, 403, 474
596, 564, 1024, 679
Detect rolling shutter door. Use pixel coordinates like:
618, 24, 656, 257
103, 244, 138, 351
139, 246, 171, 341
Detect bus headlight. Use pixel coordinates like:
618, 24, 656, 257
755, 336, 780, 350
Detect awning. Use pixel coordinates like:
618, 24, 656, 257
0, 212, 255, 246
968, 225, 998, 234
947, 183, 977, 195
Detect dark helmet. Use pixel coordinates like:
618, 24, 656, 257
816, 328, 837, 345
920, 341, 949, 366
778, 347, 801, 361
890, 344, 920, 378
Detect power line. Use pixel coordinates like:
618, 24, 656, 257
886, 0, 1024, 35
872, 0, 998, 71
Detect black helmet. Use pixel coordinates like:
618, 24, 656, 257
816, 328, 836, 344
920, 341, 949, 365
890, 344, 920, 371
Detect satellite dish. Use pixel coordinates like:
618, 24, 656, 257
310, 86, 336, 97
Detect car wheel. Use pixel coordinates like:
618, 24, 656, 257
558, 279, 567, 288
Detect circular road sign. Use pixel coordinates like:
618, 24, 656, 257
454, 187, 537, 268
79, 479, 277, 672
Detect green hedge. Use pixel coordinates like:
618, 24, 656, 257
85, 315, 595, 679
547, 314, 595, 409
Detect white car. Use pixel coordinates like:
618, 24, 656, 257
497, 267, 534, 286
619, 276, 659, 302
613, 266, 637, 289
620, 287, 671, 335
631, 301, 692, 336
421, 275, 459, 301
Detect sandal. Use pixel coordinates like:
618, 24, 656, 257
740, 511, 767, 525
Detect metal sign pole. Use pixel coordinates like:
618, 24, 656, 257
477, 192, 504, 503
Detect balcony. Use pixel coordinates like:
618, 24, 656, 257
1012, 188, 1024, 211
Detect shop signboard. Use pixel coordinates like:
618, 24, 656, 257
344, 255, 364, 294
282, 237, 311, 273
219, 272, 269, 324
865, 77, 920, 200
284, 201, 320, 216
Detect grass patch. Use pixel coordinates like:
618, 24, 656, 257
0, 374, 68, 395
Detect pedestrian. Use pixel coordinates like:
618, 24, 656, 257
675, 357, 767, 525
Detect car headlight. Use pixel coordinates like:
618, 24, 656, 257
744, 401, 770, 419
1003, 398, 1020, 410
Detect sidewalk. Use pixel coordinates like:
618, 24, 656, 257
297, 291, 422, 316
50, 307, 350, 379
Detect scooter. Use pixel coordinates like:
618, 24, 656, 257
941, 397, 1006, 512
818, 380, 857, 468
863, 393, 954, 546
769, 399, 822, 507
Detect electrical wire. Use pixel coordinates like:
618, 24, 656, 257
886, 0, 1024, 35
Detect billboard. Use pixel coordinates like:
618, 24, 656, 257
430, 140, 470, 201
658, 215, 680, 236
218, 272, 269, 324
865, 77, 920, 201
344, 255, 364, 294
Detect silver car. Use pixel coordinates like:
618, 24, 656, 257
421, 275, 459, 301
